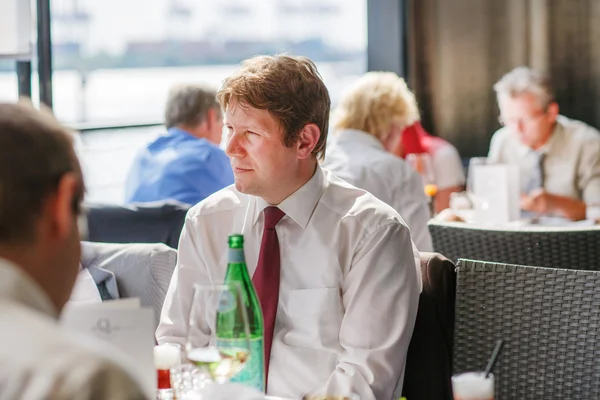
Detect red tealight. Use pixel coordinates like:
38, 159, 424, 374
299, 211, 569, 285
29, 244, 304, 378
157, 369, 171, 389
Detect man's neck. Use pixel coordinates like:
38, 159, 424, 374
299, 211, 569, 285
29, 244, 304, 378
174, 124, 208, 141
263, 162, 318, 205
531, 124, 556, 151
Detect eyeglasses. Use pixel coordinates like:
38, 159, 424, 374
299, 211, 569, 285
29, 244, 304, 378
498, 110, 547, 127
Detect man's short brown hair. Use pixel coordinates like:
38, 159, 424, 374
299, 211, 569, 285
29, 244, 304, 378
0, 102, 84, 243
217, 55, 331, 160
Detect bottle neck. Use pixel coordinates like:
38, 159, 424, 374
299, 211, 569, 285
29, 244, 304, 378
228, 248, 245, 263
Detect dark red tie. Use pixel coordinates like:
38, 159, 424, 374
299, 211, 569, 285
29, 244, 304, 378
252, 206, 285, 385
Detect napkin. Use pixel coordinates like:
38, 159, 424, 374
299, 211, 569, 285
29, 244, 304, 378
193, 383, 265, 400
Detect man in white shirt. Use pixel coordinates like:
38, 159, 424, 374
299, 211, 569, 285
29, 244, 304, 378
322, 72, 433, 251
488, 66, 600, 220
0, 102, 146, 400
156, 55, 421, 400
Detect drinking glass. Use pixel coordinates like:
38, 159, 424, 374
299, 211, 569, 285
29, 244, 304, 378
186, 284, 251, 385
452, 372, 494, 400
406, 153, 437, 192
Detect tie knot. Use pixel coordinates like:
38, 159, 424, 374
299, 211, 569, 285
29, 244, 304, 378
263, 206, 285, 230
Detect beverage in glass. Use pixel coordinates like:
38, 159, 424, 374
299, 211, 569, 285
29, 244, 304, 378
186, 283, 251, 385
452, 372, 494, 400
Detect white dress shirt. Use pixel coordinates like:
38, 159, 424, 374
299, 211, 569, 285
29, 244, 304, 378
0, 258, 147, 400
65, 265, 103, 309
488, 115, 600, 205
157, 165, 421, 400
322, 129, 433, 251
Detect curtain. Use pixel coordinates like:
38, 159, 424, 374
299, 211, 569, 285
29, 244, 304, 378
408, 0, 600, 157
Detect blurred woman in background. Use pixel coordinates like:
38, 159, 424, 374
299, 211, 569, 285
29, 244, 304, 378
394, 110, 465, 212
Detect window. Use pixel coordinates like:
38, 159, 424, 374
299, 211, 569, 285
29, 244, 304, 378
0, 61, 19, 103
51, 0, 367, 203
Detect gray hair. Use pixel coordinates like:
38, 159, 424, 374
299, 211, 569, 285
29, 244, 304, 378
164, 83, 219, 129
493, 66, 555, 109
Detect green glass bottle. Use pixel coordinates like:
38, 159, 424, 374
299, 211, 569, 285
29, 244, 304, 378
217, 234, 265, 392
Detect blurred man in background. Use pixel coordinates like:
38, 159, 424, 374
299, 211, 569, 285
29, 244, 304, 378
488, 66, 600, 220
0, 102, 146, 399
125, 83, 234, 205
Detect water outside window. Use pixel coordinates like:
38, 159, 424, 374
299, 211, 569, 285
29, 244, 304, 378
0, 0, 367, 203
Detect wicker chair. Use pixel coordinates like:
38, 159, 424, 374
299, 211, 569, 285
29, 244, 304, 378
402, 252, 456, 400
454, 259, 600, 399
428, 220, 600, 270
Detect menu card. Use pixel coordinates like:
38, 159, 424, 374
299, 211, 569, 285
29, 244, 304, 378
471, 164, 520, 224
60, 298, 155, 397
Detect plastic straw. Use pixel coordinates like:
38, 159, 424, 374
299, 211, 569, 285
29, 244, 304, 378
484, 339, 504, 378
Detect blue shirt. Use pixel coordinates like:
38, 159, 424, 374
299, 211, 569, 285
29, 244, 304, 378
125, 128, 234, 205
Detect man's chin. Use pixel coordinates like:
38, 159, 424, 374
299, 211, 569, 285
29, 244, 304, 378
518, 138, 534, 149
234, 180, 257, 196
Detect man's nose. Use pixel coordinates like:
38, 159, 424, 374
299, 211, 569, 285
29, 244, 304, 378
225, 132, 243, 157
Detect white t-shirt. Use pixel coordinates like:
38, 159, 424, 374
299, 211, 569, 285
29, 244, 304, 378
430, 142, 466, 190
67, 266, 103, 306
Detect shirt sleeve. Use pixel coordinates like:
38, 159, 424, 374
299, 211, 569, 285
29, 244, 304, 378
391, 170, 433, 252
156, 214, 210, 347
432, 144, 466, 190
314, 223, 420, 400
579, 133, 600, 206
487, 129, 506, 163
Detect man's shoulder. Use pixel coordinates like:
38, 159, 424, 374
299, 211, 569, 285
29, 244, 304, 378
490, 126, 513, 144
320, 170, 408, 232
559, 115, 600, 144
186, 185, 245, 219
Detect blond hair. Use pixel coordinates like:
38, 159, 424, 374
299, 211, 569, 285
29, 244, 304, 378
217, 54, 331, 161
332, 72, 420, 139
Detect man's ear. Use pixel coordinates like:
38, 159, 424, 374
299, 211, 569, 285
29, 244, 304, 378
48, 172, 80, 240
382, 123, 403, 152
296, 123, 321, 159
206, 108, 217, 129
547, 102, 559, 122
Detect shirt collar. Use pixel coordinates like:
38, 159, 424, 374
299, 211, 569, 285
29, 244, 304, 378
0, 258, 59, 319
252, 164, 326, 229
335, 129, 385, 150
167, 126, 206, 142
516, 116, 564, 157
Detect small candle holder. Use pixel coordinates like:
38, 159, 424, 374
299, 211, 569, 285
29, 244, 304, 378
154, 344, 182, 399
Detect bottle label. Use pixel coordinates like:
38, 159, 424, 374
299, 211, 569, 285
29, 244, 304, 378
216, 337, 264, 392
228, 248, 245, 263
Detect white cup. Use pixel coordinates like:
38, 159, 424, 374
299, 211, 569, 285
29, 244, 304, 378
452, 372, 494, 400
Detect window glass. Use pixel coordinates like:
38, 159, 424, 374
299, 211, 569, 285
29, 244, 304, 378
51, 0, 367, 203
